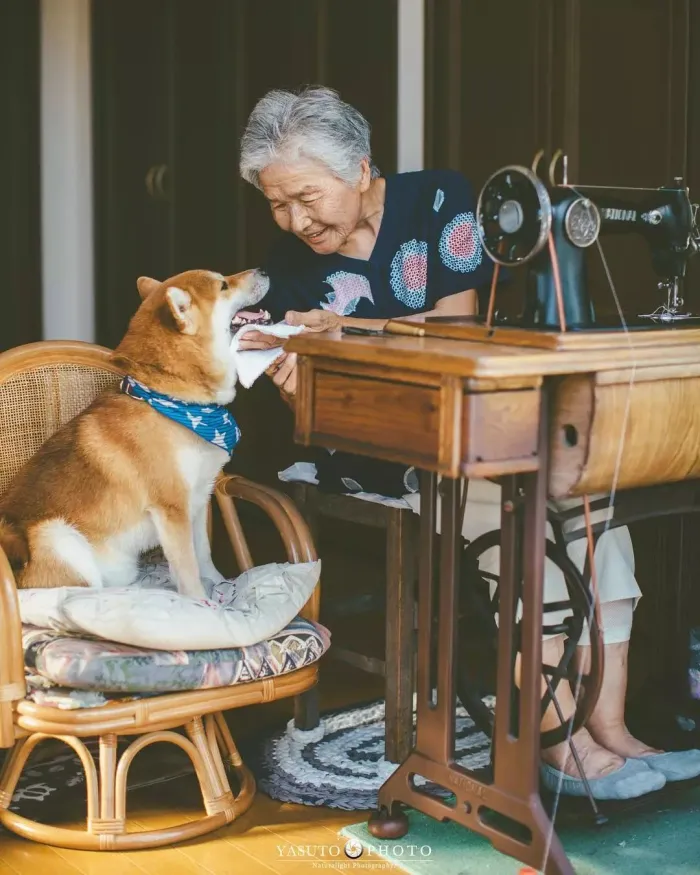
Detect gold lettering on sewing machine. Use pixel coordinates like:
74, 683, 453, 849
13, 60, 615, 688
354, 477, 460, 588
602, 207, 637, 221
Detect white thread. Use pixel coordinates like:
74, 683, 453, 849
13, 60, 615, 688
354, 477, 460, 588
542, 214, 639, 870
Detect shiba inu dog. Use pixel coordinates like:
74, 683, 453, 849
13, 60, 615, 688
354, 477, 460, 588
0, 268, 269, 598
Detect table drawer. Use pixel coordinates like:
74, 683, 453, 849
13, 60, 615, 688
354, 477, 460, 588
306, 370, 441, 468
462, 389, 540, 475
295, 360, 542, 477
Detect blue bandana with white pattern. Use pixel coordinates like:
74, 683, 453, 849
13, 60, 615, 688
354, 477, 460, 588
120, 376, 241, 456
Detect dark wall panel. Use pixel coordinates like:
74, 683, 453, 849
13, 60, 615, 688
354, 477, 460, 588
573, 0, 690, 318
171, 0, 241, 276
577, 1, 679, 185
92, 0, 174, 349
0, 0, 42, 352
323, 0, 397, 178
426, 0, 551, 187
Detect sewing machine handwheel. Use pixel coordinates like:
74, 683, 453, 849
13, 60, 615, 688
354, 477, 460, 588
476, 165, 552, 267
459, 530, 603, 750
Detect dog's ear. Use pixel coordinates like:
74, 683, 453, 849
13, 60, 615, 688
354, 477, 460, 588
137, 276, 161, 300
165, 286, 196, 334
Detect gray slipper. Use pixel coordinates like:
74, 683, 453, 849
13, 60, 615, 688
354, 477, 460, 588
635, 749, 700, 782
540, 758, 666, 800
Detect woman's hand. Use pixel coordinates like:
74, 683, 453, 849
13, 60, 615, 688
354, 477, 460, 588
236, 309, 340, 350
266, 351, 298, 401
285, 309, 342, 333
235, 330, 286, 351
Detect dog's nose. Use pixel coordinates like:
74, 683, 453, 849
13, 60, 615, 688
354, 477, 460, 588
256, 269, 268, 278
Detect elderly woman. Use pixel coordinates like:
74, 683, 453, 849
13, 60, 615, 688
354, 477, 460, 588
237, 86, 700, 798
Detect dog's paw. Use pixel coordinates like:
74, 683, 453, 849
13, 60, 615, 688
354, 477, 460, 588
177, 579, 208, 600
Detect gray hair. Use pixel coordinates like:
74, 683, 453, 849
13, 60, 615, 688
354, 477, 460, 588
239, 86, 380, 190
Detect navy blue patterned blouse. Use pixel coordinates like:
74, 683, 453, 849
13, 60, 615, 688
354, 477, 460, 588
261, 168, 499, 498
262, 169, 497, 321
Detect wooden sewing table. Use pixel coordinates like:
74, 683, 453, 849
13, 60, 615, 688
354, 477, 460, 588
287, 319, 700, 875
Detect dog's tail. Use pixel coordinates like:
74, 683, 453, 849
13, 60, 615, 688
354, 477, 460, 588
0, 517, 29, 570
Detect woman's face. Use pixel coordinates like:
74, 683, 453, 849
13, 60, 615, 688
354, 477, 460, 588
259, 157, 371, 255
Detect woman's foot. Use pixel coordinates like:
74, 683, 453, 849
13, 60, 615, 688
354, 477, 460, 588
586, 719, 661, 759
541, 726, 624, 779
587, 716, 700, 781
634, 750, 700, 781
541, 727, 667, 799
540, 758, 666, 800
575, 641, 662, 759
538, 638, 626, 781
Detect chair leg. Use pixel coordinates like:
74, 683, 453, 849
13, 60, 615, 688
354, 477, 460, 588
294, 686, 321, 730
0, 716, 256, 850
292, 482, 320, 546
98, 733, 119, 827
384, 508, 417, 764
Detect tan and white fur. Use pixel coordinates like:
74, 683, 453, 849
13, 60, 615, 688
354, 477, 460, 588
0, 268, 269, 598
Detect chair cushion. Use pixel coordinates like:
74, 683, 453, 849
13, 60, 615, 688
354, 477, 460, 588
23, 615, 330, 701
17, 558, 321, 651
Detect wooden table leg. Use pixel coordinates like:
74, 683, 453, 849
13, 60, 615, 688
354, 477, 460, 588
291, 483, 321, 732
384, 508, 418, 764
368, 391, 575, 875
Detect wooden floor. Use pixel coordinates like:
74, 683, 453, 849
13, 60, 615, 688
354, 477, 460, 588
0, 791, 389, 875
0, 657, 396, 874
0, 797, 391, 875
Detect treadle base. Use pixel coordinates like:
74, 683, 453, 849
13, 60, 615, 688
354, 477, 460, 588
372, 752, 575, 875
398, 760, 700, 827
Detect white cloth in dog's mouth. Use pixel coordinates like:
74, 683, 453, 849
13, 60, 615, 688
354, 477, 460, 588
231, 322, 304, 389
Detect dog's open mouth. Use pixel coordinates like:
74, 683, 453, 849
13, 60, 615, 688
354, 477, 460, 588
231, 309, 272, 335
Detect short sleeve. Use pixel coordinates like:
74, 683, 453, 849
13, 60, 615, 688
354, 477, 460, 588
426, 170, 498, 307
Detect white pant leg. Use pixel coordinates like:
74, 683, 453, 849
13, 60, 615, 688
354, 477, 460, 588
402, 479, 641, 642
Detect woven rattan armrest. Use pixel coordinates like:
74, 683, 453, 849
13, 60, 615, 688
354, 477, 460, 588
0, 547, 26, 747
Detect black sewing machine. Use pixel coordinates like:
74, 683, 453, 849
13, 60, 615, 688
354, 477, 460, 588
472, 160, 700, 332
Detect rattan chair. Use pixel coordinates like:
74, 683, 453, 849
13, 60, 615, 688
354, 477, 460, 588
0, 340, 321, 850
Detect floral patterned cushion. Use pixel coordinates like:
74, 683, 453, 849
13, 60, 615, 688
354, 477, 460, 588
22, 617, 330, 708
